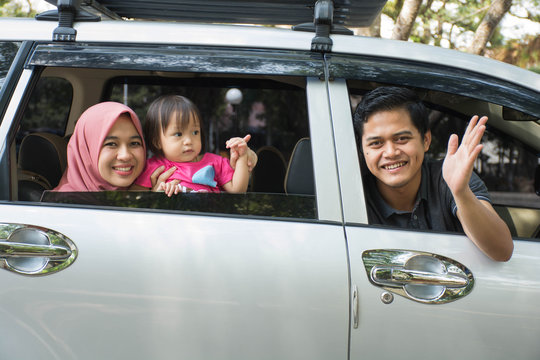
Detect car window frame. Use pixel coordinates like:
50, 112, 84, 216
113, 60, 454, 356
2, 42, 346, 224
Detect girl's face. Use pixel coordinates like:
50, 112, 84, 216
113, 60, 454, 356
158, 113, 202, 163
98, 114, 145, 187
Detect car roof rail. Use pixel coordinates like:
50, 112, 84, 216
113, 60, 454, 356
36, 0, 101, 42
292, 0, 352, 53
35, 0, 387, 50
39, 0, 387, 27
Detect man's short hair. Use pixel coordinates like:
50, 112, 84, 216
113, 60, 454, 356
353, 86, 429, 143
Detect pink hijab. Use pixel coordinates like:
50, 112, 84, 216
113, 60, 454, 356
54, 102, 145, 191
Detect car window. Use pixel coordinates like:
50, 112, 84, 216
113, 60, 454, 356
14, 66, 317, 221
0, 41, 20, 91
348, 81, 540, 239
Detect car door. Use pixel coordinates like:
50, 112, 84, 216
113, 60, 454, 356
0, 43, 350, 359
325, 51, 540, 359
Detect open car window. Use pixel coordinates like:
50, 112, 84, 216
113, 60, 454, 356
14, 56, 318, 220
347, 81, 540, 240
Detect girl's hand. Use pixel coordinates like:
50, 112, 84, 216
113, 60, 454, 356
150, 166, 177, 192
160, 180, 181, 197
226, 134, 250, 158
227, 134, 258, 171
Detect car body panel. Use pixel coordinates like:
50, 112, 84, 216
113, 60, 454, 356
0, 204, 349, 359
346, 225, 540, 359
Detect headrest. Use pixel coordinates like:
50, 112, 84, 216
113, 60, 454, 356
18, 132, 68, 188
251, 146, 287, 193
284, 138, 315, 195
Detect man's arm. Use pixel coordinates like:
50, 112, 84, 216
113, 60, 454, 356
442, 115, 513, 261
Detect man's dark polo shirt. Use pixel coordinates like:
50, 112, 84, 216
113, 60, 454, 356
364, 160, 491, 233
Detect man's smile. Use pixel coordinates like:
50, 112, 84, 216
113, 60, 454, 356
382, 161, 408, 171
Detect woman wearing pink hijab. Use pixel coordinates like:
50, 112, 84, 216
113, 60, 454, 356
55, 102, 173, 191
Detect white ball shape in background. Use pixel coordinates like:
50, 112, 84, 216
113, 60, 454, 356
225, 88, 243, 105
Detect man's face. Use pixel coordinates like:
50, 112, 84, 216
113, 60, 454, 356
361, 108, 431, 193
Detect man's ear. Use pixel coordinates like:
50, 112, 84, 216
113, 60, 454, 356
423, 130, 432, 152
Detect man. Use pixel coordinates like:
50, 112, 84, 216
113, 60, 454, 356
353, 86, 513, 261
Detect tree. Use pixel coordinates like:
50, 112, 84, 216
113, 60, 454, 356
379, 0, 539, 69
0, 0, 37, 17
391, 0, 423, 40
467, 0, 512, 55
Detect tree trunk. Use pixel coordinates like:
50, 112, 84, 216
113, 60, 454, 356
468, 0, 512, 55
391, 0, 423, 40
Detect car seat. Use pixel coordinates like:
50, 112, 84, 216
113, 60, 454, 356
17, 132, 67, 201
284, 137, 315, 195
250, 146, 287, 193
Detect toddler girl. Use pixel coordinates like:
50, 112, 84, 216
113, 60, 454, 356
133, 95, 250, 195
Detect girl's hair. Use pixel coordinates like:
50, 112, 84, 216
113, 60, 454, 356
144, 94, 205, 157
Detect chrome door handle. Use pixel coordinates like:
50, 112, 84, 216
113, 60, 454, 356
0, 241, 71, 259
0, 224, 77, 275
371, 266, 468, 288
362, 249, 474, 304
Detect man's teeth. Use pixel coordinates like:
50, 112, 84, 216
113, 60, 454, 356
385, 162, 405, 170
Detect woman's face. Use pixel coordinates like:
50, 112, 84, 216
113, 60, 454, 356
98, 114, 145, 187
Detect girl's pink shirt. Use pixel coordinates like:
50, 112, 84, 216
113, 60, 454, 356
135, 153, 234, 193
54, 102, 145, 191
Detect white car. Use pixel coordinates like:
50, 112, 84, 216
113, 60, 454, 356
0, 0, 539, 359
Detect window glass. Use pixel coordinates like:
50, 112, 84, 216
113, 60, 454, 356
0, 41, 21, 90
19, 77, 72, 137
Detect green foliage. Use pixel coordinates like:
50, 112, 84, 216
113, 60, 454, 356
0, 0, 38, 17
383, 0, 534, 49
381, 0, 539, 68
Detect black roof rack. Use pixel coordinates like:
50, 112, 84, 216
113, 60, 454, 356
41, 0, 386, 26
38, 0, 387, 52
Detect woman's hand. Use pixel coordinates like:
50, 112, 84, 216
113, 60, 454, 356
150, 165, 177, 192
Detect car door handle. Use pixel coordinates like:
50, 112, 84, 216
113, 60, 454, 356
362, 249, 474, 304
0, 241, 71, 259
371, 266, 468, 288
0, 224, 77, 275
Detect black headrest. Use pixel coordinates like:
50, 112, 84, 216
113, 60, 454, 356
18, 132, 67, 188
251, 146, 287, 193
284, 138, 315, 195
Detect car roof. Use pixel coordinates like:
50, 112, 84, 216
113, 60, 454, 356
44, 0, 387, 27
3, 15, 539, 94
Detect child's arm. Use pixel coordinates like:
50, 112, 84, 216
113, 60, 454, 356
222, 137, 250, 193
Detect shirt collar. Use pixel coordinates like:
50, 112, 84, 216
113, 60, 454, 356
368, 162, 428, 219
